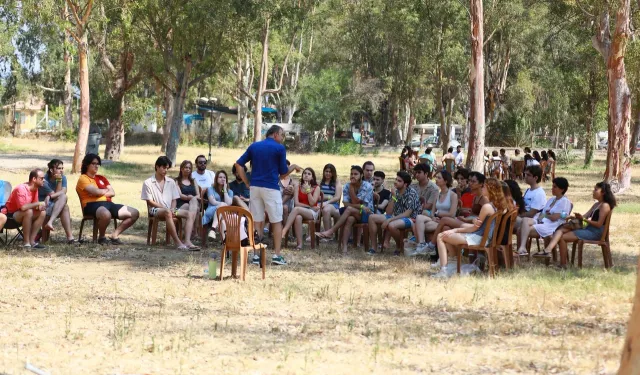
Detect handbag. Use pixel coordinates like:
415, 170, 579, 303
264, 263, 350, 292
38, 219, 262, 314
559, 217, 582, 231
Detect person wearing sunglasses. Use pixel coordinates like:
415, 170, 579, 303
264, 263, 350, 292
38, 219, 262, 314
191, 155, 216, 190
4, 168, 47, 248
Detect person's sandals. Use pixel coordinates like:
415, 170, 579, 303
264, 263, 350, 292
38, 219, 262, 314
517, 249, 529, 256
67, 238, 79, 245
177, 245, 189, 250
187, 244, 201, 251
532, 250, 551, 258
316, 232, 331, 239
97, 237, 110, 246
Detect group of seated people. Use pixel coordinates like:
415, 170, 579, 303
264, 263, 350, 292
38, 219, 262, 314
0, 150, 615, 278
401, 145, 465, 172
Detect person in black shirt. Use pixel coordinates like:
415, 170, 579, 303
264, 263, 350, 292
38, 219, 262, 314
372, 171, 390, 214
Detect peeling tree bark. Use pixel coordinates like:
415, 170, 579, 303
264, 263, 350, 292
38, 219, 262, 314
584, 69, 597, 166
467, 0, 485, 171
592, 1, 632, 193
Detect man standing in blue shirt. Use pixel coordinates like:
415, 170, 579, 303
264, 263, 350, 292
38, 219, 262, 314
235, 125, 301, 265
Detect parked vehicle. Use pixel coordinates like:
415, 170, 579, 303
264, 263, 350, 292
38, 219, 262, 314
410, 136, 460, 149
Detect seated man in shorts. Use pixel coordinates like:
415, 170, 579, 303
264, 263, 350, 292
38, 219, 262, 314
5, 169, 48, 248
368, 171, 421, 256
141, 156, 199, 250
76, 153, 139, 245
38, 159, 75, 243
317, 165, 374, 254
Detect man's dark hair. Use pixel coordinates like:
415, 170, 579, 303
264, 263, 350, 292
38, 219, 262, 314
553, 177, 569, 195
468, 171, 486, 184
46, 159, 63, 178
28, 168, 42, 182
499, 148, 506, 154
456, 145, 462, 150
373, 171, 386, 180
363, 161, 375, 170
155, 156, 172, 169
413, 162, 431, 176
525, 165, 543, 183
350, 165, 364, 177
425, 147, 432, 154
454, 168, 470, 180
515, 149, 521, 155
397, 171, 412, 185
81, 153, 101, 174
524, 147, 531, 154
195, 154, 206, 163
231, 164, 247, 174
447, 146, 454, 153
266, 125, 283, 138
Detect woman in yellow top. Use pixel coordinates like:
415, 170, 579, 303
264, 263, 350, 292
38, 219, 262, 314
75, 153, 140, 245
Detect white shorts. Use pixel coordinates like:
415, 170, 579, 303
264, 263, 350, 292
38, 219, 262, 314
249, 186, 283, 223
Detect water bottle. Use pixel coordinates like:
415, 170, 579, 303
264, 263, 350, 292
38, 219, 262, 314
561, 211, 567, 219
204, 254, 217, 280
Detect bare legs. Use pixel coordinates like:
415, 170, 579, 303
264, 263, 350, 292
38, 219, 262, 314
281, 207, 316, 248
517, 217, 535, 253
14, 208, 46, 246
436, 231, 467, 267
44, 194, 74, 240
322, 204, 340, 232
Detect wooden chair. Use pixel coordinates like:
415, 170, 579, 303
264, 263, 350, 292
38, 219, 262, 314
78, 215, 118, 243
569, 210, 613, 269
512, 160, 525, 180
454, 211, 503, 277
495, 209, 518, 269
216, 206, 267, 281
146, 210, 182, 246
285, 193, 324, 249
75, 191, 119, 243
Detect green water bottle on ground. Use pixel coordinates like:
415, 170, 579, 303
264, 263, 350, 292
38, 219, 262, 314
208, 254, 217, 280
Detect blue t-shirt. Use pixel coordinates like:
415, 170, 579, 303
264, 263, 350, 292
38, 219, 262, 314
236, 138, 288, 190
229, 180, 250, 199
38, 174, 68, 201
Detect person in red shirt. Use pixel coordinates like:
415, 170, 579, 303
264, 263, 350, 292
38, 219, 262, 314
6, 169, 47, 248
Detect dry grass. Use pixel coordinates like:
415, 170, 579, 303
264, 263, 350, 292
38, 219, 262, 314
0, 137, 637, 374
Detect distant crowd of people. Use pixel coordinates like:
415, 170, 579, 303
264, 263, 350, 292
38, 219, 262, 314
0, 131, 615, 276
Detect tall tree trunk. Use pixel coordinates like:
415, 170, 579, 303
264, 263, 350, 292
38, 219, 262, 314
161, 89, 173, 152
253, 19, 270, 142
166, 69, 191, 166
104, 94, 125, 160
71, 33, 90, 173
390, 96, 400, 146
405, 101, 415, 145
63, 2, 73, 130
585, 69, 597, 166
437, 70, 450, 152
467, 0, 485, 171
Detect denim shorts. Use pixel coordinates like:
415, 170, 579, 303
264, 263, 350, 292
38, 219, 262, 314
574, 225, 603, 241
385, 214, 413, 229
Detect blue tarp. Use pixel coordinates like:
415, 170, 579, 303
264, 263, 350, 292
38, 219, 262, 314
183, 113, 204, 125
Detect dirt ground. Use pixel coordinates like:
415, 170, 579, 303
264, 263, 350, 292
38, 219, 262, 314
0, 138, 636, 374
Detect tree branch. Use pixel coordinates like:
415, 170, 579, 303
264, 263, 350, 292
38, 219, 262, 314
264, 32, 297, 95
81, 0, 94, 26
66, 0, 83, 28
187, 72, 213, 88
238, 86, 256, 103
37, 84, 63, 93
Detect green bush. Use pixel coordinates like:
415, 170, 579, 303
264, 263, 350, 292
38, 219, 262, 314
316, 140, 363, 155
51, 128, 78, 142
555, 148, 577, 165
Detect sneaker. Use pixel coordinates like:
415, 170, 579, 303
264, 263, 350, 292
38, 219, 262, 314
251, 255, 261, 265
97, 237, 109, 246
208, 230, 217, 240
110, 237, 124, 245
426, 242, 436, 251
393, 250, 401, 256
272, 255, 287, 265
32, 243, 46, 250
408, 236, 416, 242
408, 243, 429, 257
366, 248, 376, 255
432, 268, 452, 279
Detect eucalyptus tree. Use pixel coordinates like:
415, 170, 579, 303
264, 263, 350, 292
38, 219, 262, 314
132, 0, 237, 165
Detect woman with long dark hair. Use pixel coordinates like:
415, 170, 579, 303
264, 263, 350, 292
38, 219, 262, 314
505, 180, 525, 214
542, 181, 616, 266
175, 160, 200, 211
319, 163, 342, 233
282, 167, 321, 250
202, 170, 233, 235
